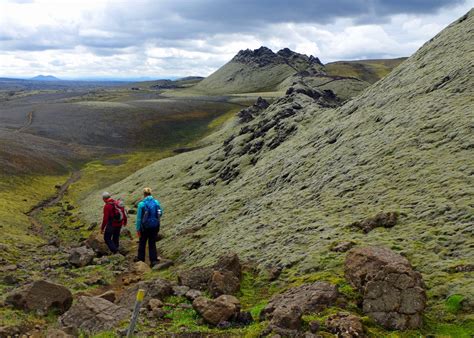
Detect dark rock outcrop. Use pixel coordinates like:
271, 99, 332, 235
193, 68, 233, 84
5, 280, 72, 314
345, 246, 426, 330
59, 296, 129, 334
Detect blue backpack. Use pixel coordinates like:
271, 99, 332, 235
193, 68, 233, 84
142, 199, 160, 229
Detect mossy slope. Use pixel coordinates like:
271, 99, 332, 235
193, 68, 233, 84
81, 10, 473, 333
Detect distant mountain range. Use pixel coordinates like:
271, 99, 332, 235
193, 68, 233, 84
30, 75, 61, 81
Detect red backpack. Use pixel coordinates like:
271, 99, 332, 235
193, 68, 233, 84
108, 199, 126, 223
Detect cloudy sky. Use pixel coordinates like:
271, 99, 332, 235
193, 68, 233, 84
0, 0, 472, 79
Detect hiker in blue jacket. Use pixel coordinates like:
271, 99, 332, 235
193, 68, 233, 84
135, 187, 163, 267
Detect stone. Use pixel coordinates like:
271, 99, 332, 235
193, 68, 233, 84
309, 321, 320, 333
178, 267, 213, 291
118, 278, 174, 308
147, 298, 164, 311
325, 312, 364, 338
5, 280, 72, 314
133, 261, 151, 274
192, 295, 241, 326
261, 282, 338, 321
345, 246, 426, 330
85, 232, 109, 256
97, 290, 116, 303
59, 296, 129, 334
268, 266, 282, 281
173, 285, 190, 297
209, 270, 240, 297
269, 304, 302, 330
345, 246, 411, 291
153, 259, 174, 270
233, 311, 254, 327
213, 252, 242, 279
331, 241, 356, 253
44, 328, 74, 338
350, 212, 399, 233
68, 246, 95, 267
185, 289, 203, 301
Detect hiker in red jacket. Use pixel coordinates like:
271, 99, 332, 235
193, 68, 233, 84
101, 192, 127, 254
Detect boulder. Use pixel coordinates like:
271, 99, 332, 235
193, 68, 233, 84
345, 246, 411, 291
5, 280, 72, 314
209, 270, 240, 297
325, 312, 364, 338
185, 289, 203, 301
213, 252, 242, 279
85, 232, 109, 256
350, 212, 398, 233
68, 246, 95, 267
133, 261, 151, 274
147, 298, 164, 311
59, 296, 129, 334
269, 304, 302, 330
178, 267, 213, 291
97, 290, 116, 303
345, 246, 426, 330
261, 282, 338, 321
173, 285, 190, 297
192, 295, 241, 325
118, 278, 173, 308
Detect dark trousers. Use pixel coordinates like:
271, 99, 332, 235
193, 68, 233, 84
138, 227, 159, 264
104, 225, 121, 254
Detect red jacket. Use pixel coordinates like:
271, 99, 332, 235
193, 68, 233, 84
101, 198, 127, 231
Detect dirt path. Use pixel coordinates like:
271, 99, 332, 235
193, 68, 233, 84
27, 170, 81, 235
16, 110, 34, 133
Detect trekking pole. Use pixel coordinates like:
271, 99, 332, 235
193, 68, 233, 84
126, 288, 145, 337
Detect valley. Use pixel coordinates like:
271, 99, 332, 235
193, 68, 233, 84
0, 8, 473, 338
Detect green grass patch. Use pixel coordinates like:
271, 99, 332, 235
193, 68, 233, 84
445, 294, 464, 314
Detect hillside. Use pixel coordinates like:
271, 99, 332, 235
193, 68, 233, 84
81, 8, 474, 333
325, 58, 407, 83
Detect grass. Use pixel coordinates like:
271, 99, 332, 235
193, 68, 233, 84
445, 294, 465, 314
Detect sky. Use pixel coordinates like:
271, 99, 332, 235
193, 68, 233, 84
0, 0, 472, 79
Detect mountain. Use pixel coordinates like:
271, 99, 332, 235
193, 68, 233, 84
30, 75, 61, 81
81, 9, 473, 333
325, 57, 407, 83
192, 47, 325, 94
190, 47, 402, 100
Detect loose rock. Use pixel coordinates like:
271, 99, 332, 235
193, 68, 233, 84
261, 281, 338, 321
192, 295, 241, 326
5, 280, 72, 314
325, 312, 364, 337
209, 270, 240, 297
59, 296, 129, 334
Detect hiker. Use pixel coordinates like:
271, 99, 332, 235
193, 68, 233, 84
135, 187, 163, 267
100, 192, 127, 254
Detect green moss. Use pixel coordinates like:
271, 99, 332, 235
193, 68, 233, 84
445, 294, 464, 314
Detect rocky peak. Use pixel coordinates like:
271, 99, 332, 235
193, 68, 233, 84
232, 46, 280, 67
232, 46, 323, 71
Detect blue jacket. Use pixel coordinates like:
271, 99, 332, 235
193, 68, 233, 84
135, 196, 163, 231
